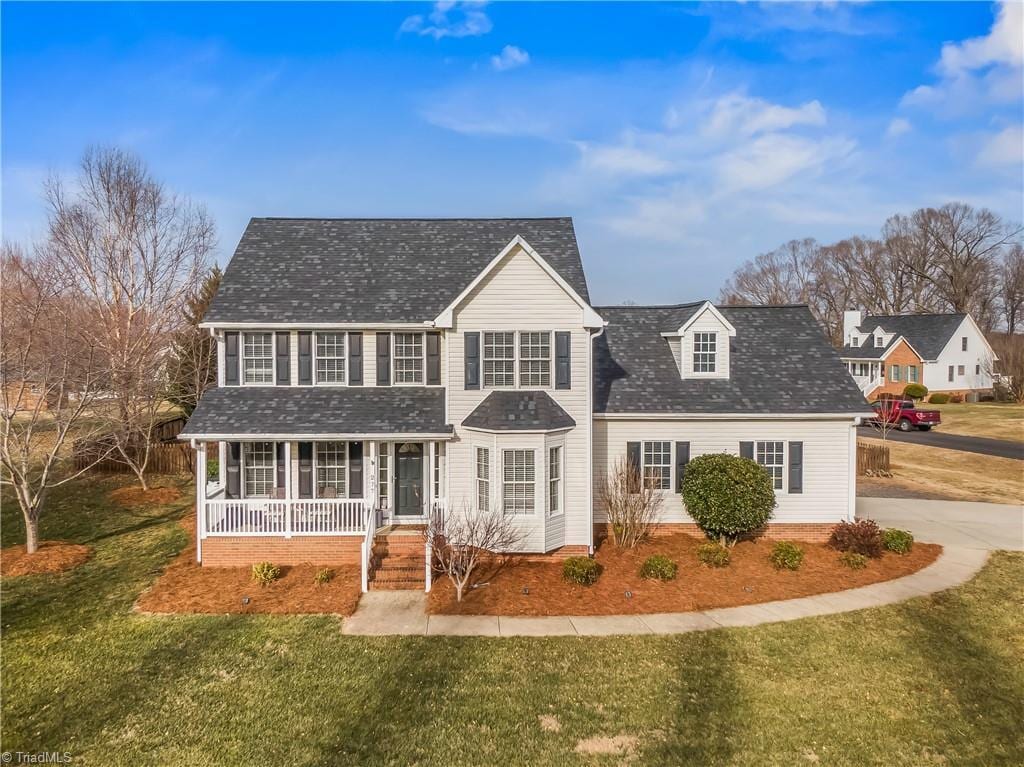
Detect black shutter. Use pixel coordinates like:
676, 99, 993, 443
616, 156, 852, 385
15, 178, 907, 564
626, 441, 641, 485
426, 332, 441, 386
275, 332, 290, 386
224, 332, 240, 386
276, 441, 286, 490
739, 441, 754, 460
555, 331, 571, 390
225, 442, 241, 498
297, 332, 313, 385
464, 332, 480, 390
348, 441, 364, 498
298, 442, 313, 498
788, 441, 803, 494
674, 441, 690, 493
348, 332, 363, 386
376, 333, 391, 386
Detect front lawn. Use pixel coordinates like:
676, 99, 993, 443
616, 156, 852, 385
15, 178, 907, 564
3, 476, 1023, 766
929, 401, 1024, 441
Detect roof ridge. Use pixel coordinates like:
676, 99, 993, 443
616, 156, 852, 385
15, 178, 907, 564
865, 312, 966, 318
251, 216, 573, 222
595, 302, 809, 310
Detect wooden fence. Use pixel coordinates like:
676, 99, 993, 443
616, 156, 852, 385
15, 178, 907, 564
73, 442, 193, 475
857, 441, 890, 475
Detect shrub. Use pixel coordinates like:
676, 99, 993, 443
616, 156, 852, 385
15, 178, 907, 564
883, 528, 914, 555
828, 519, 883, 558
206, 458, 220, 482
639, 554, 678, 581
928, 392, 951, 404
839, 551, 868, 570
949, 393, 964, 403
903, 383, 928, 400
251, 561, 281, 585
682, 454, 776, 545
696, 542, 730, 568
313, 567, 334, 585
768, 541, 804, 571
562, 557, 602, 585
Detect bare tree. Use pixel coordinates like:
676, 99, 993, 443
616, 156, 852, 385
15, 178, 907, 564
599, 457, 664, 548
165, 266, 222, 416
45, 147, 215, 488
423, 505, 525, 602
1001, 244, 1024, 334
0, 245, 112, 553
987, 333, 1024, 403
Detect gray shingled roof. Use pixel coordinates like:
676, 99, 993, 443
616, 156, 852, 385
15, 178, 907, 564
462, 391, 576, 432
839, 339, 898, 359
594, 304, 870, 415
180, 386, 451, 437
205, 218, 590, 324
857, 314, 965, 360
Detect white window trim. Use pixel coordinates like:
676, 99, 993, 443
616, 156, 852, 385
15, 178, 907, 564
241, 331, 276, 386
547, 439, 564, 517
501, 447, 537, 515
377, 442, 392, 510
241, 441, 277, 499
692, 331, 717, 375
313, 331, 348, 387
754, 440, 786, 493
475, 444, 492, 512
519, 331, 553, 388
480, 330, 556, 390
642, 440, 672, 491
313, 440, 349, 499
391, 331, 427, 387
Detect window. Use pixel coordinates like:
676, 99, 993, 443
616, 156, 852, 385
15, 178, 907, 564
957, 365, 965, 376
242, 333, 274, 384
548, 446, 562, 516
643, 441, 671, 490
962, 337, 968, 352
483, 332, 515, 387
476, 448, 490, 511
948, 365, 955, 382
315, 332, 346, 384
378, 449, 390, 509
890, 364, 901, 382
850, 336, 860, 347
875, 336, 884, 348
316, 441, 347, 497
756, 441, 784, 491
519, 332, 551, 387
502, 449, 535, 514
393, 333, 424, 383
693, 332, 717, 373
243, 442, 275, 497
975, 364, 981, 376
908, 365, 918, 383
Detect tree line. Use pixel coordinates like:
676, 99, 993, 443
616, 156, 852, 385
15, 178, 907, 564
718, 202, 1024, 345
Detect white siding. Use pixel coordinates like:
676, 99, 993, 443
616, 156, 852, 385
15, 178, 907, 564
593, 418, 856, 526
680, 308, 730, 379
923, 317, 995, 392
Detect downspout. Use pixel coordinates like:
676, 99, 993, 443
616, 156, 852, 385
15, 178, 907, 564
587, 324, 607, 556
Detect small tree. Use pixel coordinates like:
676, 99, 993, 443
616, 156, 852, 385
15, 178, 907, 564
682, 453, 776, 546
987, 333, 1024, 403
599, 457, 663, 548
165, 266, 222, 415
424, 505, 524, 602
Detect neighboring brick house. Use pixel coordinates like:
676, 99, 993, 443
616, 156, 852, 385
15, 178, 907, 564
180, 218, 870, 589
2, 381, 48, 415
839, 310, 997, 399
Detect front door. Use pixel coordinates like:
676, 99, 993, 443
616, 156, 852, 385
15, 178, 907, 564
395, 442, 424, 517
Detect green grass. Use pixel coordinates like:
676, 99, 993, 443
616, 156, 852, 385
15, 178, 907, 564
929, 401, 1024, 441
3, 477, 1023, 766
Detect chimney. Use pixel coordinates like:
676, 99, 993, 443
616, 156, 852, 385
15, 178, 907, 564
842, 310, 862, 345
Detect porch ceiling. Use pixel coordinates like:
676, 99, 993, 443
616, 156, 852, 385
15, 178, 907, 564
180, 386, 452, 440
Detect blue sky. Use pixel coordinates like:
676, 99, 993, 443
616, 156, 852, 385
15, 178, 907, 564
3, 1, 1022, 304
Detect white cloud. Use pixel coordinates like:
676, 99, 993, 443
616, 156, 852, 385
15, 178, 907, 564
976, 124, 1024, 169
400, 2, 492, 40
886, 117, 912, 138
490, 45, 530, 71
701, 92, 826, 138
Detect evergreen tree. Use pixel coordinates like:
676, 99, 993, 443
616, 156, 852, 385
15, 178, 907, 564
165, 266, 222, 415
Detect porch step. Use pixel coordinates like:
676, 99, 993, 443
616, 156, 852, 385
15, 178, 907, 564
368, 534, 427, 590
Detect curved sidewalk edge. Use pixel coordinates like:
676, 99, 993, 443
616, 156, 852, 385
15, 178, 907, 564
342, 546, 990, 637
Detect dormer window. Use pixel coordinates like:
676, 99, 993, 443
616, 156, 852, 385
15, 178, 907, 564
693, 332, 717, 373
874, 336, 884, 348
850, 336, 860, 347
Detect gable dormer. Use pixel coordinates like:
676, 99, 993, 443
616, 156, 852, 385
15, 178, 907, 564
665, 301, 737, 380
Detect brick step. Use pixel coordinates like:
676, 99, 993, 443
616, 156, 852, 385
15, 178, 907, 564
372, 554, 425, 566
370, 579, 426, 590
372, 540, 424, 552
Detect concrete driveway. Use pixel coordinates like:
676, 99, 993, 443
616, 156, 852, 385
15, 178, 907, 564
857, 497, 1024, 550
858, 426, 1024, 460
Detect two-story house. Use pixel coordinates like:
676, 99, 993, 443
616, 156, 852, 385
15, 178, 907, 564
180, 218, 870, 589
839, 310, 997, 399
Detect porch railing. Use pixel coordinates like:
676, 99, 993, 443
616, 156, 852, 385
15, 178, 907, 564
205, 498, 371, 537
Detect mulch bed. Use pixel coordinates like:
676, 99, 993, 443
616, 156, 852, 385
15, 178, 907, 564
1, 542, 93, 577
427, 533, 942, 616
110, 485, 182, 507
136, 523, 361, 616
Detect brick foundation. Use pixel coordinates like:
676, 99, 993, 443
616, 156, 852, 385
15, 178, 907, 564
596, 522, 838, 544
201, 536, 362, 567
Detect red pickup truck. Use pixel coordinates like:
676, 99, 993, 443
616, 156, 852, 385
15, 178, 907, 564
864, 399, 941, 432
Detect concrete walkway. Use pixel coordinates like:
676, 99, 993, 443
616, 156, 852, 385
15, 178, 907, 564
341, 545, 990, 637
857, 497, 1023, 551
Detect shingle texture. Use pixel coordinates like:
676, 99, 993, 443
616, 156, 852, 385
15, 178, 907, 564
205, 218, 590, 324
462, 391, 576, 431
181, 386, 451, 437
594, 304, 870, 414
852, 314, 966, 360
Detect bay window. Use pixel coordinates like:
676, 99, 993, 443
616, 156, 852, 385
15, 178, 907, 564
502, 449, 535, 514
476, 447, 490, 512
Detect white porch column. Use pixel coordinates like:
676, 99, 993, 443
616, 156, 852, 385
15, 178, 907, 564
427, 440, 437, 515
195, 441, 207, 564
368, 441, 379, 508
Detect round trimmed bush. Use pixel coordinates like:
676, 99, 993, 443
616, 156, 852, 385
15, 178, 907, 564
562, 556, 602, 585
768, 541, 804, 571
883, 528, 914, 555
251, 561, 281, 585
903, 383, 928, 400
682, 453, 776, 545
696, 542, 730, 568
838, 551, 868, 570
639, 554, 678, 581
928, 392, 951, 404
